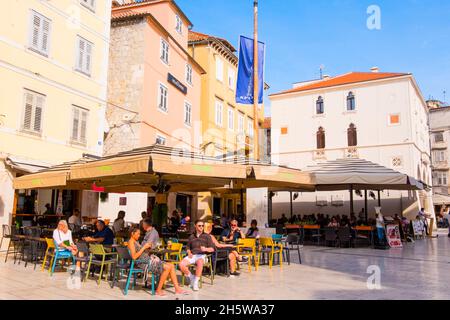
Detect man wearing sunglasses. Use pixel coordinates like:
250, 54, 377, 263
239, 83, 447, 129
221, 219, 245, 244
179, 220, 215, 291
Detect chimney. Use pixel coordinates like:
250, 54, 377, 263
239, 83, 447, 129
371, 67, 379, 73
322, 74, 331, 80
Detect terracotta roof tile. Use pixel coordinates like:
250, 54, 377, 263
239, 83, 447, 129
271, 72, 410, 96
188, 30, 236, 52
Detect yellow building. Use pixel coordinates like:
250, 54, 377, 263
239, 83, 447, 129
0, 0, 112, 230
188, 31, 265, 221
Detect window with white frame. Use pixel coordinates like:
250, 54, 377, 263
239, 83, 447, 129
29, 10, 51, 56
434, 150, 446, 162
158, 83, 168, 112
228, 107, 234, 131
247, 117, 254, 137
76, 36, 93, 76
215, 100, 223, 127
238, 112, 244, 133
71, 106, 88, 144
216, 58, 224, 82
160, 38, 169, 64
435, 171, 448, 186
80, 0, 96, 11
184, 101, 192, 126
156, 135, 166, 146
186, 64, 193, 85
22, 90, 45, 134
228, 67, 235, 90
175, 15, 183, 34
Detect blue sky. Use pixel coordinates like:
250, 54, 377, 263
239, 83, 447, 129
177, 0, 450, 115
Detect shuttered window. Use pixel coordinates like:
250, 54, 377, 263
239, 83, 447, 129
29, 11, 51, 56
76, 36, 93, 76
22, 90, 45, 135
80, 0, 96, 12
71, 106, 88, 144
158, 83, 168, 112
160, 39, 169, 64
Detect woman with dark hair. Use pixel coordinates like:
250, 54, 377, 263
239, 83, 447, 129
113, 210, 126, 234
127, 226, 188, 296
246, 219, 260, 239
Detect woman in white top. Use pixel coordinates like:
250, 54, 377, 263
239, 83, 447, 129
53, 220, 78, 254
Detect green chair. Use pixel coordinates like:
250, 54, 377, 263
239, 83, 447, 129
85, 244, 117, 285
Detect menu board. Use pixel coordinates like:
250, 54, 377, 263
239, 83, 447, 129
386, 224, 403, 248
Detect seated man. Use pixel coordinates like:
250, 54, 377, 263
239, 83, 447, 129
179, 220, 215, 291
82, 220, 114, 245
221, 219, 245, 244
141, 218, 160, 249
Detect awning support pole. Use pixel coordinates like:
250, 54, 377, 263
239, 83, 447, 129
290, 191, 293, 219
378, 190, 381, 207
350, 185, 354, 216
364, 189, 368, 223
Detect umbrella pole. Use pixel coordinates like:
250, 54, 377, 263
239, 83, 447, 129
364, 190, 368, 223
350, 185, 354, 216
378, 190, 381, 207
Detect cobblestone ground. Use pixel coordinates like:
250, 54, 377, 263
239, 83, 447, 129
1, 231, 449, 300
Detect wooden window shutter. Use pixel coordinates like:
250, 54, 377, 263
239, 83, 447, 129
80, 110, 87, 143
41, 19, 50, 53
34, 95, 44, 132
23, 92, 34, 130
72, 108, 80, 141
31, 13, 41, 49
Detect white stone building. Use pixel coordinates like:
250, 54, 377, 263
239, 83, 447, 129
269, 69, 434, 221
429, 106, 450, 212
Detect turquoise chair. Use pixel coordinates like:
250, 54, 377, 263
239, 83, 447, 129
50, 240, 75, 276
113, 246, 155, 296
272, 234, 284, 243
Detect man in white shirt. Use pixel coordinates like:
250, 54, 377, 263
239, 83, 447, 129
68, 209, 82, 230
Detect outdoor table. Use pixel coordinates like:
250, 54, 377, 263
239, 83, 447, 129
352, 226, 375, 246
302, 225, 321, 245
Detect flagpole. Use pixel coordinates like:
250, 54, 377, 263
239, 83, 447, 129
253, 0, 259, 160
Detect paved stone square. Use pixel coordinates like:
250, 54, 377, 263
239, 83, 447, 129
1, 231, 449, 300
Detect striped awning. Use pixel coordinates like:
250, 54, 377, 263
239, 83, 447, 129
304, 158, 423, 191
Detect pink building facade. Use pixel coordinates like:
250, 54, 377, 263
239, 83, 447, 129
102, 0, 204, 223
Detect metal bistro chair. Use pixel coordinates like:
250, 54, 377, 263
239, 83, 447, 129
236, 238, 259, 272
85, 244, 117, 285
4, 225, 22, 263
1, 224, 12, 250
181, 253, 214, 288
337, 227, 353, 248
324, 228, 338, 247
73, 242, 90, 280
112, 246, 155, 296
283, 234, 303, 265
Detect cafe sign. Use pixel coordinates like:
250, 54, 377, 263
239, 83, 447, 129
168, 73, 187, 95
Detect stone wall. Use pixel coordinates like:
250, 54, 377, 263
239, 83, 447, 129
104, 19, 146, 156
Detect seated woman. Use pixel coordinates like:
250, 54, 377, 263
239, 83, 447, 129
53, 220, 78, 255
245, 219, 260, 239
127, 227, 188, 296
204, 222, 246, 277
327, 217, 340, 228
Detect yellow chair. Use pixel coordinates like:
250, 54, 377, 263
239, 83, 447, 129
258, 237, 283, 269
237, 238, 258, 272
165, 242, 183, 265
41, 238, 55, 272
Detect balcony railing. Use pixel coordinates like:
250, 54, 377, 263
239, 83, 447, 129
344, 147, 359, 159
313, 149, 326, 161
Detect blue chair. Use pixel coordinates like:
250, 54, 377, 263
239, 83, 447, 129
49, 239, 75, 276
112, 246, 155, 296
272, 234, 284, 243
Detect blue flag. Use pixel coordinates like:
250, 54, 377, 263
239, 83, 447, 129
236, 36, 265, 104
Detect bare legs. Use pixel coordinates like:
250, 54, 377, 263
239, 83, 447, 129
156, 263, 187, 295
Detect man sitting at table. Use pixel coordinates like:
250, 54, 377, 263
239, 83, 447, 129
141, 218, 160, 249
82, 220, 114, 245
179, 220, 215, 291
221, 219, 245, 244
